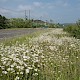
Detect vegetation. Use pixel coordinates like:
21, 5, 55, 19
0, 14, 56, 29
0, 14, 80, 80
9, 18, 33, 28
0, 29, 80, 80
63, 20, 80, 39
0, 15, 8, 29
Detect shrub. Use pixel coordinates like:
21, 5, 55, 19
0, 14, 8, 29
63, 21, 80, 39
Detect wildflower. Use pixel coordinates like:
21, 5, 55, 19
70, 44, 75, 47
24, 63, 27, 67
34, 69, 38, 72
33, 73, 38, 76
2, 71, 7, 74
76, 57, 78, 59
17, 72, 19, 74
41, 55, 45, 58
7, 68, 11, 71
20, 72, 23, 74
7, 68, 14, 71
3, 61, 6, 65
11, 65, 14, 68
34, 59, 39, 63
15, 76, 20, 80
26, 50, 29, 53
23, 56, 30, 59
28, 67, 33, 70
25, 69, 29, 74
20, 66, 24, 70
16, 66, 21, 69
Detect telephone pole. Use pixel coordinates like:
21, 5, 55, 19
25, 10, 28, 20
25, 10, 30, 20
29, 10, 30, 20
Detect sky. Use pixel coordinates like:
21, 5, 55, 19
0, 0, 80, 23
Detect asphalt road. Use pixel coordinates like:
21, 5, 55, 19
0, 28, 42, 40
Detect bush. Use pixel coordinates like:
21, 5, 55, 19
0, 14, 8, 29
63, 21, 80, 39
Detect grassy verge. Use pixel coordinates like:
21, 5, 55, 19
0, 28, 50, 46
0, 28, 80, 80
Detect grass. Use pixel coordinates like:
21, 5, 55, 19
0, 28, 49, 46
0, 28, 80, 80
63, 24, 80, 39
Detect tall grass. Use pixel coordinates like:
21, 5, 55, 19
63, 24, 80, 39
0, 28, 80, 80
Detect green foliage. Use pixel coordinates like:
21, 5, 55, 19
0, 14, 8, 29
76, 20, 80, 27
63, 20, 80, 39
49, 23, 55, 28
0, 15, 33, 29
0, 15, 56, 29
49, 23, 63, 28
9, 18, 33, 28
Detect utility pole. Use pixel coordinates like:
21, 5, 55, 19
25, 10, 30, 20
29, 10, 30, 20
28, 10, 31, 27
25, 10, 31, 27
25, 10, 27, 20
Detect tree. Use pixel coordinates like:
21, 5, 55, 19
0, 14, 8, 29
76, 20, 80, 28
9, 18, 25, 28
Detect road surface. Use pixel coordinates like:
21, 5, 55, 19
0, 28, 42, 40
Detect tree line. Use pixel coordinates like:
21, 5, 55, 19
0, 14, 8, 29
0, 15, 34, 29
0, 14, 59, 29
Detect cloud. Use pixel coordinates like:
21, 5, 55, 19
33, 0, 69, 10
0, 0, 23, 2
63, 3, 68, 7
18, 2, 43, 11
0, 8, 9, 13
0, 0, 8, 2
33, 2, 42, 7
43, 3, 55, 9
18, 5, 33, 10
0, 8, 14, 18
53, 0, 69, 7
0, 0, 79, 23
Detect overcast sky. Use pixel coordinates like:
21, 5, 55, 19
0, 0, 80, 23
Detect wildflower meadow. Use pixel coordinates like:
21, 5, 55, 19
0, 28, 80, 80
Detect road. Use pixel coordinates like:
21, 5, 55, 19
0, 28, 42, 40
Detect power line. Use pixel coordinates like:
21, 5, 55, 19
0, 7, 24, 13
0, 7, 31, 20
0, 7, 47, 21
